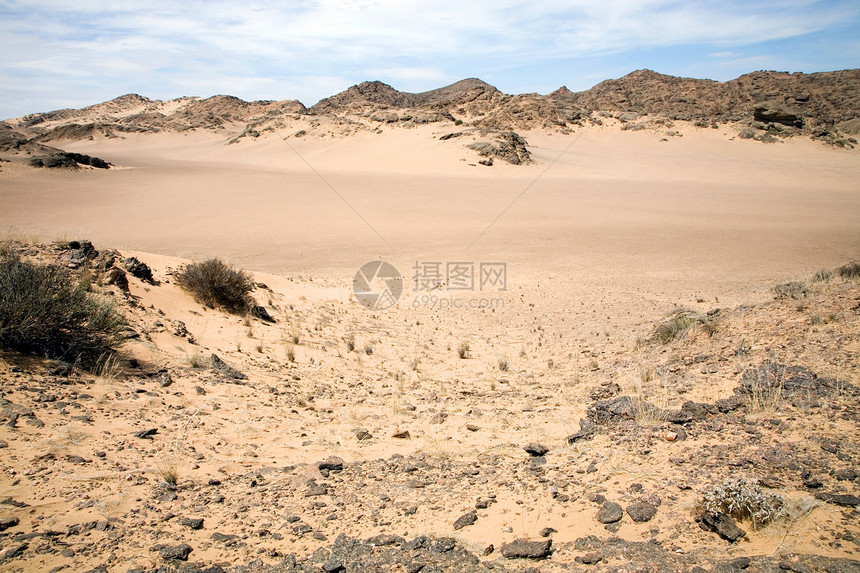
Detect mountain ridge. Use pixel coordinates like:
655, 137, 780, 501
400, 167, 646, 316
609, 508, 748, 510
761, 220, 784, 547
3, 69, 858, 168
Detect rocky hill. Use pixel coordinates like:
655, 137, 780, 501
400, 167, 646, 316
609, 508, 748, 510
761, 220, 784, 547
3, 69, 858, 169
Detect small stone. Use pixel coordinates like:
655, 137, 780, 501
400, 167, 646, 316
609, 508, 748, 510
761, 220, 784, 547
500, 538, 552, 559
524, 443, 549, 457
392, 430, 411, 439
453, 510, 477, 530
539, 527, 556, 537
305, 480, 328, 497
0, 516, 20, 531
133, 428, 158, 440
156, 370, 172, 387
815, 492, 860, 506
179, 517, 204, 530
319, 456, 344, 471
354, 429, 372, 441
700, 512, 746, 542
575, 552, 602, 564
158, 543, 192, 561
626, 501, 657, 522
597, 501, 623, 524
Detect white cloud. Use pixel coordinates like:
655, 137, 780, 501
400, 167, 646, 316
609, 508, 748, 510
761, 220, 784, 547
1, 0, 858, 117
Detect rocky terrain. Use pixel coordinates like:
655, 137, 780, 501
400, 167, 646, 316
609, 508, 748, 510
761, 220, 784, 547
0, 240, 858, 572
1, 69, 858, 170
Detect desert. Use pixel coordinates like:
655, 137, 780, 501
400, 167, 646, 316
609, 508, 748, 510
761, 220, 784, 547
0, 68, 859, 573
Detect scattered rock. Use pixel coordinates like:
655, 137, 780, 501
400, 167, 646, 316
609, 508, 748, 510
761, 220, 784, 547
179, 517, 204, 530
815, 492, 860, 506
597, 501, 624, 524
319, 456, 345, 472
626, 501, 657, 522
524, 442, 549, 457
157, 543, 192, 561
250, 305, 275, 323
210, 353, 247, 380
123, 257, 155, 284
0, 516, 19, 531
500, 538, 552, 559
700, 512, 746, 542
453, 510, 477, 530
132, 428, 158, 440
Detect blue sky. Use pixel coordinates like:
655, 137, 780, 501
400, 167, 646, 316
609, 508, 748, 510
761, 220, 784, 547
1, 0, 858, 119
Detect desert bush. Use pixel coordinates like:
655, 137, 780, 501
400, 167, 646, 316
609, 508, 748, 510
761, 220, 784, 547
701, 476, 785, 529
176, 258, 254, 314
457, 341, 470, 359
811, 269, 833, 283
838, 260, 860, 280
0, 255, 126, 366
650, 310, 698, 344
773, 281, 808, 299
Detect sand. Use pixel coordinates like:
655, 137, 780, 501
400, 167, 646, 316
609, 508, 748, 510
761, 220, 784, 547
0, 124, 859, 571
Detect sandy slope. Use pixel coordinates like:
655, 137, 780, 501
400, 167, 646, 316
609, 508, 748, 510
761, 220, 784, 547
0, 125, 859, 571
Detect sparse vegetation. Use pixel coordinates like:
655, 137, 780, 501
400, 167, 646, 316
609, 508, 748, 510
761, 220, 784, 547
498, 357, 509, 371
0, 254, 126, 367
457, 341, 470, 359
651, 309, 720, 343
701, 477, 785, 529
838, 260, 860, 280
175, 258, 254, 314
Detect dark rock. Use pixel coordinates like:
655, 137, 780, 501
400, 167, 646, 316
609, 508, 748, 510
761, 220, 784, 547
158, 543, 192, 561
815, 492, 860, 506
432, 538, 456, 553
588, 396, 636, 424
665, 409, 693, 424
392, 430, 411, 439
104, 267, 129, 291
305, 480, 328, 497
1, 542, 27, 560
715, 395, 746, 413
500, 538, 552, 559
453, 510, 477, 530
133, 428, 158, 439
439, 132, 464, 140
524, 443, 549, 457
251, 305, 275, 323
210, 353, 247, 380
179, 517, 204, 530
0, 516, 19, 531
754, 103, 803, 127
322, 557, 344, 572
123, 257, 155, 284
626, 501, 657, 522
589, 383, 620, 400
354, 429, 372, 441
368, 534, 404, 546
597, 501, 624, 524
478, 158, 493, 166
575, 552, 602, 564
700, 512, 746, 542
539, 527, 556, 537
567, 418, 596, 443
155, 370, 172, 387
728, 557, 751, 569
319, 456, 344, 472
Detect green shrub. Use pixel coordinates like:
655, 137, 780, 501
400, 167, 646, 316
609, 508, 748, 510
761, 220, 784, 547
0, 255, 126, 366
176, 258, 254, 314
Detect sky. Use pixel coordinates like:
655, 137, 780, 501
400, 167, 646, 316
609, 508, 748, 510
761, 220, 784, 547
1, 0, 859, 119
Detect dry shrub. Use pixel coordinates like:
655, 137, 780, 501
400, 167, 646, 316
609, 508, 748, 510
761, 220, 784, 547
0, 254, 125, 367
176, 258, 254, 314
